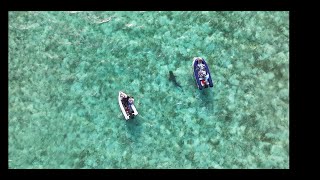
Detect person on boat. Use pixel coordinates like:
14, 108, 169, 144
128, 97, 134, 106
197, 58, 206, 70
121, 95, 128, 107
120, 92, 128, 102
122, 95, 134, 116
127, 97, 135, 118
126, 97, 133, 110
198, 70, 209, 87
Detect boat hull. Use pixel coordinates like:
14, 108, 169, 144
193, 58, 214, 90
118, 91, 138, 120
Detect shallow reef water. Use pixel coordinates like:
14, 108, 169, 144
9, 11, 289, 169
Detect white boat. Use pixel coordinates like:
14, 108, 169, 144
118, 91, 138, 120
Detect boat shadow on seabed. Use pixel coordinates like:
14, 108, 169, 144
125, 115, 142, 139
197, 88, 215, 112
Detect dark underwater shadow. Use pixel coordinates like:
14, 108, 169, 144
198, 88, 215, 111
125, 116, 142, 140
187, 70, 215, 112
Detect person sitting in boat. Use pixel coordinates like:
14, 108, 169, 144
121, 95, 128, 107
128, 97, 135, 117
197, 58, 206, 71
198, 70, 209, 87
198, 69, 206, 77
122, 96, 134, 117
128, 97, 134, 106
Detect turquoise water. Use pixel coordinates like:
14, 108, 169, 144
9, 11, 289, 169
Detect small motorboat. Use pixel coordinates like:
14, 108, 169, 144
118, 91, 138, 120
192, 57, 214, 90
